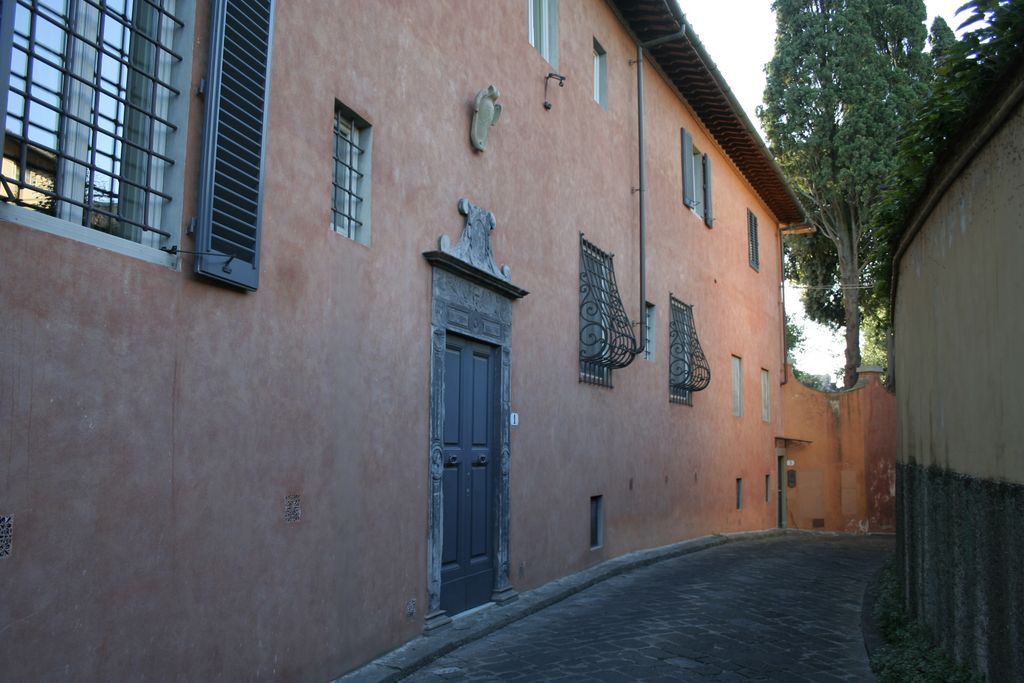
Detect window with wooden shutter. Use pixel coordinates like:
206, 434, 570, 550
194, 0, 275, 291
747, 209, 760, 270
681, 128, 713, 227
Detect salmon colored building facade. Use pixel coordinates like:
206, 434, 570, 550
0, 1, 804, 679
779, 366, 896, 533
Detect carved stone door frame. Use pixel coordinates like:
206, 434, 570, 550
422, 199, 527, 631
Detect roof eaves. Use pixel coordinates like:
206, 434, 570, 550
608, 0, 805, 225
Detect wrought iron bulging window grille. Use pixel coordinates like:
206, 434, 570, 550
331, 104, 369, 242
1, 0, 184, 247
669, 295, 710, 403
579, 233, 641, 386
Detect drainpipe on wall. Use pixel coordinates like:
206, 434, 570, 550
635, 30, 686, 352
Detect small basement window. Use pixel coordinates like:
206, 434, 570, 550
590, 495, 604, 549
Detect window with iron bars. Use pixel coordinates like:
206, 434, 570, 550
668, 295, 711, 404
579, 234, 613, 388
669, 298, 694, 405
0, 0, 187, 253
579, 234, 642, 388
331, 102, 371, 244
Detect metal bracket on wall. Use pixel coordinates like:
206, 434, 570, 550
543, 72, 565, 110
161, 245, 237, 274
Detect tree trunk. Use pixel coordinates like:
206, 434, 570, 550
838, 249, 861, 388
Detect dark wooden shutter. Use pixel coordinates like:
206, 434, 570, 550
702, 153, 713, 227
681, 128, 694, 208
747, 209, 759, 270
194, 0, 275, 291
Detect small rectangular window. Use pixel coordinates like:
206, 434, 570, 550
332, 103, 372, 244
747, 209, 760, 270
765, 474, 771, 503
590, 495, 604, 549
736, 479, 743, 510
732, 355, 743, 416
593, 38, 607, 109
644, 302, 655, 361
528, 0, 559, 68
761, 368, 771, 422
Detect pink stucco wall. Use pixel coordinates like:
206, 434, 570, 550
0, 2, 789, 679
780, 366, 896, 533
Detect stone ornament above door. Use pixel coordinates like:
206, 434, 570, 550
424, 198, 527, 300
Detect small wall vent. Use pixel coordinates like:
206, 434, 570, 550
284, 495, 302, 523
0, 516, 12, 558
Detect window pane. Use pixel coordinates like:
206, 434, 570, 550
532, 0, 548, 49
761, 369, 770, 422
2, 0, 182, 245
691, 146, 704, 216
732, 356, 743, 416
592, 39, 606, 109
331, 105, 370, 243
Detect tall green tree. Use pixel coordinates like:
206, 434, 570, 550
760, 0, 930, 387
875, 1, 1024, 310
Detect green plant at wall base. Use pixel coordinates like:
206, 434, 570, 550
761, 0, 932, 388
870, 558, 981, 682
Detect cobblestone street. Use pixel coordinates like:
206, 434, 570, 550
406, 534, 892, 682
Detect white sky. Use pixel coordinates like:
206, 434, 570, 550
676, 0, 968, 380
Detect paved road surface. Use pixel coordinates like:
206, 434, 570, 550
406, 534, 892, 682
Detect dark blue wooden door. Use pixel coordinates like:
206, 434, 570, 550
440, 335, 496, 615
